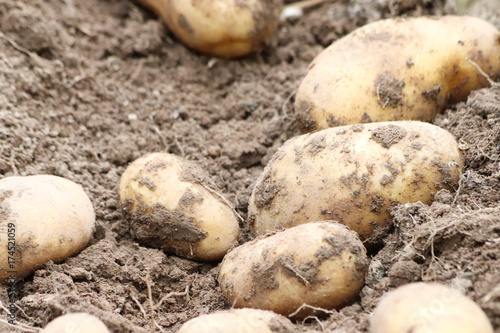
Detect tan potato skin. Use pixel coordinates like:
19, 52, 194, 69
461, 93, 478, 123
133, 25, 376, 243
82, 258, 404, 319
0, 175, 95, 283
370, 283, 494, 333
119, 152, 239, 261
295, 16, 500, 131
134, 0, 282, 58
248, 121, 463, 241
43, 313, 110, 333
218, 222, 368, 319
178, 308, 294, 333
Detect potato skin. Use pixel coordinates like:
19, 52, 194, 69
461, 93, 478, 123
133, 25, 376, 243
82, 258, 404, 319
151, 0, 282, 58
218, 222, 368, 319
119, 152, 239, 261
295, 16, 500, 131
178, 308, 294, 333
370, 282, 494, 333
248, 121, 463, 242
0, 175, 95, 283
43, 313, 110, 333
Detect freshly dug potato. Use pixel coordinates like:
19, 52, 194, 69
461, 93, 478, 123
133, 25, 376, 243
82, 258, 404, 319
370, 282, 494, 333
178, 308, 294, 333
0, 175, 95, 283
43, 313, 110, 333
248, 121, 463, 242
219, 221, 368, 318
295, 16, 500, 131
134, 0, 283, 58
119, 152, 239, 261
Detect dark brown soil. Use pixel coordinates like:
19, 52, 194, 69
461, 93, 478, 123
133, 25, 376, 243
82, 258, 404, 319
1, 0, 499, 332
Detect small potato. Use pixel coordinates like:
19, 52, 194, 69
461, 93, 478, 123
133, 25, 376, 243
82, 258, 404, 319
0, 175, 95, 283
43, 313, 110, 333
295, 16, 500, 131
370, 282, 494, 333
219, 222, 368, 319
248, 121, 463, 242
178, 308, 294, 333
119, 152, 239, 261
134, 0, 283, 58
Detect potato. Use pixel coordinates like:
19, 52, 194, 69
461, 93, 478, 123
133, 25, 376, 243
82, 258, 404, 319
370, 282, 494, 333
119, 152, 239, 261
178, 308, 294, 333
295, 16, 500, 131
218, 221, 368, 319
248, 121, 463, 242
0, 175, 95, 283
43, 313, 110, 333
133, 0, 283, 58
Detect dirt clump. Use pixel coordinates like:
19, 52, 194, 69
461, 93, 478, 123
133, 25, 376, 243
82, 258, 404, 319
370, 124, 408, 148
374, 75, 405, 109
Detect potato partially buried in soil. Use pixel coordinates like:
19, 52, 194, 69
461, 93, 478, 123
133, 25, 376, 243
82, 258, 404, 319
119, 152, 239, 261
218, 222, 368, 319
370, 282, 494, 333
0, 175, 95, 283
42, 313, 110, 333
178, 308, 295, 333
134, 0, 283, 58
248, 121, 463, 243
295, 16, 500, 131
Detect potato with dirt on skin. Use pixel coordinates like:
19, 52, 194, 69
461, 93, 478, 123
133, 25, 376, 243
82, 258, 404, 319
0, 175, 95, 283
295, 16, 500, 131
42, 313, 110, 333
119, 152, 239, 261
219, 221, 368, 319
248, 121, 463, 243
178, 308, 295, 333
370, 282, 494, 333
133, 0, 283, 58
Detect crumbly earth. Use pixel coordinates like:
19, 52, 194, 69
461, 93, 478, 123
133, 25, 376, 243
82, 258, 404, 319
0, 0, 499, 332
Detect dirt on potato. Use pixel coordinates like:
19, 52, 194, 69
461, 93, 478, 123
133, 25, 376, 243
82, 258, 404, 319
122, 200, 209, 253
369, 123, 407, 148
1, 0, 499, 332
374, 75, 405, 109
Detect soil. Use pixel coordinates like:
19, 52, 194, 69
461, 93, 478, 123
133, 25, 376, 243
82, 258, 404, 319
374, 75, 405, 109
369, 124, 407, 148
0, 0, 499, 332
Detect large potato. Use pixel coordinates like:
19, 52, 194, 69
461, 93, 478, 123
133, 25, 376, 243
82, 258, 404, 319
178, 308, 294, 333
219, 222, 368, 319
119, 152, 239, 261
295, 16, 500, 131
248, 121, 463, 242
134, 0, 283, 58
370, 282, 494, 333
0, 175, 95, 283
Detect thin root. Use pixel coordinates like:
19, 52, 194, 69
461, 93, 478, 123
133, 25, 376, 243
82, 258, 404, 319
154, 284, 190, 310
466, 57, 499, 87
284, 263, 310, 285
145, 271, 156, 333
288, 303, 335, 318
131, 294, 148, 318
285, 0, 333, 11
